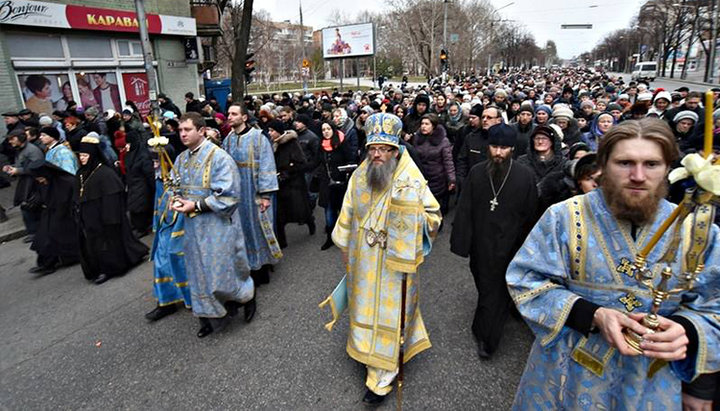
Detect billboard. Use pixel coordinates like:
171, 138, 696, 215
322, 23, 374, 59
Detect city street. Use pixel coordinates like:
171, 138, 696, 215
0, 207, 533, 409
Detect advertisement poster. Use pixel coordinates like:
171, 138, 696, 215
75, 72, 121, 113
17, 74, 71, 114
322, 23, 374, 59
122, 72, 150, 118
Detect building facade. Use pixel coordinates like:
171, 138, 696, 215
0, 0, 204, 124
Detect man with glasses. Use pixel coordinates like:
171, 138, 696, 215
456, 105, 502, 183
330, 113, 442, 405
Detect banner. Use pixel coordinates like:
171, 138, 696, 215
75, 72, 122, 114
17, 74, 70, 115
0, 0, 196, 36
322, 23, 374, 59
122, 73, 151, 118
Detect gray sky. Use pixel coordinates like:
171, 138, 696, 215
259, 0, 644, 59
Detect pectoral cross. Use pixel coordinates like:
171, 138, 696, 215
489, 197, 498, 211
619, 292, 642, 312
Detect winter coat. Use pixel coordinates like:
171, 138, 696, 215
66, 126, 88, 152
517, 126, 567, 190
296, 127, 321, 175
273, 130, 312, 224
510, 121, 535, 158
456, 125, 489, 182
317, 131, 355, 210
338, 117, 359, 161
411, 125, 455, 197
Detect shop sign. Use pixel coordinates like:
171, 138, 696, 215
122, 72, 151, 118
0, 0, 196, 36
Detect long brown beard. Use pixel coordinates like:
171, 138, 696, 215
486, 156, 512, 183
366, 155, 398, 191
601, 178, 668, 225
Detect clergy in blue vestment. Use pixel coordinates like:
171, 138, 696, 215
222, 103, 282, 286
171, 112, 256, 338
144, 174, 192, 322
507, 119, 720, 409
39, 127, 78, 175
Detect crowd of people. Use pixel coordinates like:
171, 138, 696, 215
1, 65, 719, 408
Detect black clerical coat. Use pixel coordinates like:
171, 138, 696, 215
76, 164, 148, 280
450, 159, 538, 352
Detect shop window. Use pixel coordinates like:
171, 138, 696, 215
6, 33, 64, 59
117, 40, 143, 57
67, 37, 113, 59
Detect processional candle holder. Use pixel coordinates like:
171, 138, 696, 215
622, 89, 720, 353
146, 116, 181, 206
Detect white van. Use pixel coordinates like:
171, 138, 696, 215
632, 61, 657, 82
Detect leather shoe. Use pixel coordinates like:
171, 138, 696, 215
244, 297, 256, 323
308, 219, 316, 235
29, 265, 55, 275
23, 235, 35, 244
93, 273, 110, 285
145, 304, 178, 322
196, 318, 214, 338
477, 340, 491, 360
362, 389, 386, 405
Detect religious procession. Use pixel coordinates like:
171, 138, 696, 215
1, 0, 720, 407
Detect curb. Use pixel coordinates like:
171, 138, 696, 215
655, 76, 718, 88
0, 226, 26, 244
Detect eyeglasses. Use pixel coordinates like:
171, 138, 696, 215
368, 146, 395, 154
533, 135, 550, 141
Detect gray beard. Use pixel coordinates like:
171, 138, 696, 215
366, 155, 398, 191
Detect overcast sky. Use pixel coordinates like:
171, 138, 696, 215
259, 0, 645, 59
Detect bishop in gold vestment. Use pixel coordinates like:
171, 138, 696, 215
331, 113, 441, 402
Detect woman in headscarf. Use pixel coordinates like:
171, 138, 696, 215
76, 136, 148, 284
581, 112, 614, 151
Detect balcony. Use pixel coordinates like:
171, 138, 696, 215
190, 1, 221, 37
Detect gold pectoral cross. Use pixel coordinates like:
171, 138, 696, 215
616, 258, 635, 278
619, 292, 642, 312
489, 197, 498, 211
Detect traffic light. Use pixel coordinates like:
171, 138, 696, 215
244, 52, 255, 83
440, 49, 448, 72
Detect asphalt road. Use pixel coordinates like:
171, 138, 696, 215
0, 206, 533, 410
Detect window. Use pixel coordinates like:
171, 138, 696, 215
117, 40, 143, 57
6, 33, 64, 58
67, 37, 113, 59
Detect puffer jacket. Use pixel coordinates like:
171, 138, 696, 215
411, 124, 455, 197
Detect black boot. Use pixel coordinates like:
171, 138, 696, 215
250, 265, 270, 285
320, 227, 334, 250
362, 389, 387, 405
0, 205, 7, 223
244, 297, 256, 323
307, 217, 316, 236
145, 304, 178, 322
197, 317, 214, 338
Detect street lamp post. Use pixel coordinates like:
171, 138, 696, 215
487, 1, 515, 76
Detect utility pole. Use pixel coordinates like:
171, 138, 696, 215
231, 0, 254, 103
133, 0, 160, 117
707, 0, 718, 83
299, 0, 308, 94
442, 0, 448, 81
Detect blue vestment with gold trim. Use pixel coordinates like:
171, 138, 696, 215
150, 179, 190, 307
223, 128, 282, 270
174, 141, 254, 318
507, 189, 720, 409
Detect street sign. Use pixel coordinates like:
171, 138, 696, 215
302, 59, 310, 68
449, 33, 459, 44
301, 67, 310, 76
560, 24, 593, 29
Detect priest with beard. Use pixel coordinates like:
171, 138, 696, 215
450, 123, 538, 359
330, 113, 442, 405
506, 118, 720, 409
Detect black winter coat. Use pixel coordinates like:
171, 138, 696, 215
274, 131, 312, 224
123, 142, 155, 214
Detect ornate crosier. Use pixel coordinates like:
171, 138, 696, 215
622, 89, 720, 354
146, 116, 181, 203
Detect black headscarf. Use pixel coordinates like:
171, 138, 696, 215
78, 139, 103, 179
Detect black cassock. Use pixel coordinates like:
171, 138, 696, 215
450, 159, 538, 354
30, 162, 80, 268
76, 164, 148, 281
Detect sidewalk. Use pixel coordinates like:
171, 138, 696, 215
0, 181, 26, 243
656, 75, 719, 88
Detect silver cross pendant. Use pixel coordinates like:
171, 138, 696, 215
489, 197, 498, 211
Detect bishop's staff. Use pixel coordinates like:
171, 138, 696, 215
623, 89, 720, 354
396, 272, 407, 410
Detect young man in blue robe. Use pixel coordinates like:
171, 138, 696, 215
171, 112, 256, 338
144, 157, 192, 322
223, 103, 282, 285
39, 127, 78, 175
507, 118, 720, 409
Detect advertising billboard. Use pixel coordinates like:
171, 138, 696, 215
322, 23, 374, 59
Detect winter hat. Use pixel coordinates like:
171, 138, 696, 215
39, 126, 59, 140
267, 119, 287, 134
214, 113, 226, 122
39, 115, 53, 126
653, 91, 672, 104
552, 105, 574, 119
295, 114, 312, 127
518, 103, 534, 115
535, 105, 552, 116
580, 100, 595, 110
637, 92, 653, 102
494, 89, 508, 98
673, 110, 699, 123
617, 93, 630, 101
469, 104, 484, 117
361, 105, 374, 115
548, 124, 564, 141
487, 123, 517, 147
606, 103, 623, 113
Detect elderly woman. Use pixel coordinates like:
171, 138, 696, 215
411, 113, 455, 215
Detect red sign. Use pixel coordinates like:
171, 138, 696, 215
66, 5, 162, 34
122, 73, 150, 119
